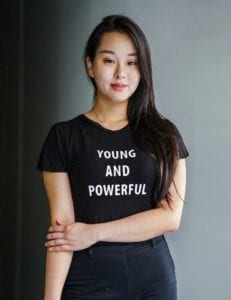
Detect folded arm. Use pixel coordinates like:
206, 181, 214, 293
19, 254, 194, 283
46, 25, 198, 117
42, 172, 75, 300
96, 158, 186, 242
46, 159, 187, 251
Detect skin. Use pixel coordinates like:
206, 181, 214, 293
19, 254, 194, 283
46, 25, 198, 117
42, 31, 187, 299
84, 31, 141, 129
87, 31, 140, 106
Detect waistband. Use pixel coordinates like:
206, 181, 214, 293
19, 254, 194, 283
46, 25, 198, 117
76, 235, 164, 255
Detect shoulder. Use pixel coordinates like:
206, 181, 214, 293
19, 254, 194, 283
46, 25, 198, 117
44, 114, 84, 151
37, 115, 83, 172
164, 118, 182, 136
52, 114, 82, 131
50, 114, 84, 138
163, 118, 189, 159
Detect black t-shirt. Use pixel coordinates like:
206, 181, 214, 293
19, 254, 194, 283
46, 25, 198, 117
37, 114, 189, 224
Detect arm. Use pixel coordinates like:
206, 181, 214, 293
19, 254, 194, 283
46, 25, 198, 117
96, 158, 187, 242
42, 172, 75, 300
46, 159, 187, 251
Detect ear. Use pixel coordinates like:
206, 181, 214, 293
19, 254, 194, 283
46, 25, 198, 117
86, 57, 94, 78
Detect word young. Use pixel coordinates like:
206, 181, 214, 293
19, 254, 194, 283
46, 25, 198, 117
97, 149, 136, 160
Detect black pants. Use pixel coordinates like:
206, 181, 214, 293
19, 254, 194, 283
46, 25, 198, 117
62, 235, 177, 300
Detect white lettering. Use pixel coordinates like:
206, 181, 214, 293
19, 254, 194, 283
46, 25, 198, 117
105, 165, 130, 177
88, 185, 95, 197
120, 150, 128, 159
114, 184, 120, 196
104, 151, 111, 159
121, 184, 128, 195
123, 165, 130, 176
88, 183, 146, 197
129, 149, 136, 158
103, 184, 114, 196
128, 184, 134, 195
142, 184, 147, 194
111, 151, 119, 159
113, 165, 121, 176
96, 149, 136, 160
95, 185, 103, 196
97, 150, 104, 158
134, 184, 142, 195
105, 165, 113, 177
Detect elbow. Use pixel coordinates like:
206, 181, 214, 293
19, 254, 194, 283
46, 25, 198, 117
170, 220, 181, 232
166, 203, 183, 232
158, 199, 183, 233
169, 214, 181, 232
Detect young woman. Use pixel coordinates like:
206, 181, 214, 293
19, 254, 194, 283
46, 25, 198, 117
37, 15, 189, 300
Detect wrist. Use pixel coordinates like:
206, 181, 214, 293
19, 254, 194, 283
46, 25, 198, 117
92, 222, 107, 242
44, 290, 61, 300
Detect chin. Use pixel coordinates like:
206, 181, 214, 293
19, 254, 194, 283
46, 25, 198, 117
110, 97, 129, 103
109, 93, 131, 102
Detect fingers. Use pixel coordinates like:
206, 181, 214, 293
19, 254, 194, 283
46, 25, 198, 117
47, 232, 64, 240
47, 244, 74, 252
48, 225, 66, 232
45, 239, 68, 248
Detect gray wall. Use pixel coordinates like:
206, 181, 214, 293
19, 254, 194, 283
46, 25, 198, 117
7, 0, 231, 299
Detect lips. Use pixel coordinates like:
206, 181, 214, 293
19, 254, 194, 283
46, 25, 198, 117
111, 83, 128, 91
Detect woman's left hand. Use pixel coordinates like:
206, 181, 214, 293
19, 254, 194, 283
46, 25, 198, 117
45, 220, 99, 252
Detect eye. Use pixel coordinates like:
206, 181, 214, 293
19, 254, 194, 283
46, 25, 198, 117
128, 61, 138, 66
104, 59, 115, 64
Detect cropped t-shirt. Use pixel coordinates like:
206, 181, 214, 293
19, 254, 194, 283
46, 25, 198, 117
37, 114, 189, 224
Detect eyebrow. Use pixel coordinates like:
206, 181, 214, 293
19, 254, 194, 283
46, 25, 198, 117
98, 50, 137, 56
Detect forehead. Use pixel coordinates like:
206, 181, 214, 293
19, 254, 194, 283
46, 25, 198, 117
96, 31, 137, 54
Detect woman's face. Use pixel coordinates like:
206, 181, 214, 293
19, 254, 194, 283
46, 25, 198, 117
86, 31, 141, 104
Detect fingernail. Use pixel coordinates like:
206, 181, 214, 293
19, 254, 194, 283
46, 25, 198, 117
49, 248, 53, 251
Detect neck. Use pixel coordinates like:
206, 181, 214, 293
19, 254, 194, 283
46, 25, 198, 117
92, 100, 128, 122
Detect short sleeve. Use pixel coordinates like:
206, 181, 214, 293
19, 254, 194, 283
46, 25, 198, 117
36, 123, 70, 172
167, 120, 189, 159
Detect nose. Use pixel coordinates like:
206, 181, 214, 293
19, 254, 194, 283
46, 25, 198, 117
114, 63, 125, 80
116, 73, 125, 79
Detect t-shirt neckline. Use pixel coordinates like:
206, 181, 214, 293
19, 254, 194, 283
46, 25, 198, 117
80, 114, 130, 133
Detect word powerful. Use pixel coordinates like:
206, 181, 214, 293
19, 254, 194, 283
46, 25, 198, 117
88, 183, 147, 197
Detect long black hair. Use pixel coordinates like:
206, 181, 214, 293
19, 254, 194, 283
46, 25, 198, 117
84, 15, 182, 206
